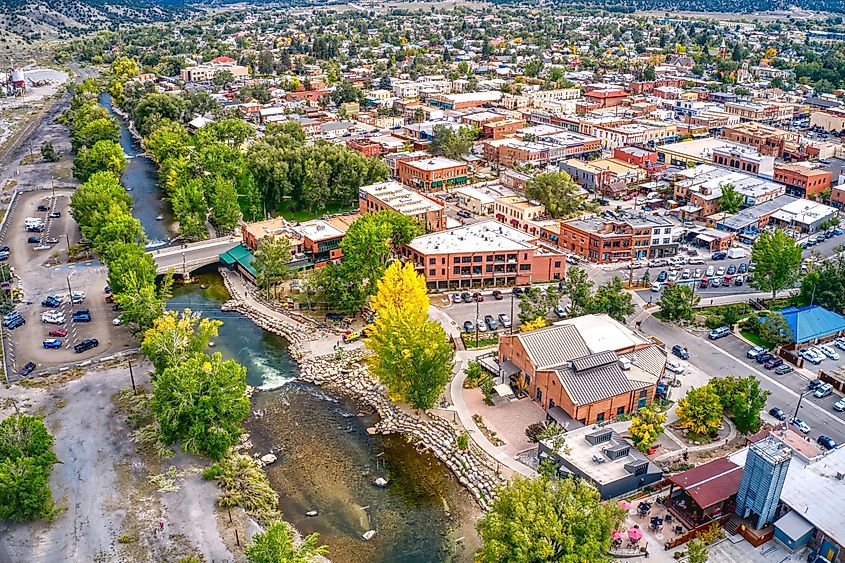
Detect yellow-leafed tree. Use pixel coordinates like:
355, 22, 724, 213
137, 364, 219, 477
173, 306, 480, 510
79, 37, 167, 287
676, 385, 723, 437
629, 406, 667, 452
366, 262, 454, 410
520, 317, 547, 333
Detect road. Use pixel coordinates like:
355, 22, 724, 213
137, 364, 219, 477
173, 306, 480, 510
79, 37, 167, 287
639, 314, 845, 447
150, 236, 241, 274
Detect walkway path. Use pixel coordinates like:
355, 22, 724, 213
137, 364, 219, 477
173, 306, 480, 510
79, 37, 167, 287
448, 352, 537, 478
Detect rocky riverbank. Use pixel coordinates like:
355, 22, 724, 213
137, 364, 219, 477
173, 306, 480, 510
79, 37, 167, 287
219, 272, 506, 510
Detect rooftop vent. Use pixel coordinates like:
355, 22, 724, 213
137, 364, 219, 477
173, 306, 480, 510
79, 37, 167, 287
585, 428, 613, 446
591, 454, 606, 464
619, 357, 632, 371
604, 443, 631, 460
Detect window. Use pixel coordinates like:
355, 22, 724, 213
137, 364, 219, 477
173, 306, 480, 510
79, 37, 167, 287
461, 256, 471, 263
486, 265, 493, 272
596, 412, 605, 423
429, 258, 436, 265
429, 269, 435, 276
617, 406, 625, 416
536, 388, 543, 403
549, 399, 556, 409
473, 256, 482, 262
453, 257, 460, 264
519, 264, 531, 271
453, 266, 460, 274
486, 255, 493, 262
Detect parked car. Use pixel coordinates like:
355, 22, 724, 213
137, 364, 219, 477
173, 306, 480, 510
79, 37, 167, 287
472, 292, 484, 302
833, 397, 845, 412
456, 210, 472, 219
72, 309, 92, 323
484, 314, 498, 331
451, 293, 463, 304
41, 312, 65, 324
715, 266, 726, 276
666, 360, 685, 374
512, 287, 525, 295
818, 345, 840, 360
49, 211, 61, 218
672, 345, 689, 360
835, 337, 845, 351
4, 314, 24, 329
705, 266, 715, 277
768, 407, 786, 421
694, 268, 703, 278
734, 275, 744, 286
699, 277, 710, 289
41, 295, 62, 308
0, 245, 10, 253
791, 418, 811, 433
708, 326, 731, 340
492, 290, 503, 300
688, 257, 705, 265
20, 361, 36, 376
463, 320, 475, 333
800, 349, 823, 365
817, 435, 837, 450
48, 328, 67, 337
36, 204, 49, 212
711, 277, 722, 287
712, 251, 727, 260
656, 271, 668, 282
27, 236, 41, 244
498, 314, 512, 328
774, 364, 794, 375
726, 264, 737, 275
765, 357, 784, 370
554, 304, 568, 318
461, 292, 472, 303
74, 338, 99, 353
814, 383, 833, 398
651, 282, 663, 292
747, 346, 766, 359
756, 352, 774, 364
0, 251, 9, 261
738, 262, 748, 273
808, 379, 824, 391
42, 338, 62, 349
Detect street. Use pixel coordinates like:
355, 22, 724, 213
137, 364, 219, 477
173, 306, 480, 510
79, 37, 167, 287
639, 314, 845, 447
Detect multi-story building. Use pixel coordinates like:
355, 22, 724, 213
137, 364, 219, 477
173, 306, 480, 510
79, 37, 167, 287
711, 145, 774, 177
772, 163, 832, 199
672, 165, 785, 221
582, 88, 628, 109
725, 101, 792, 122
560, 158, 645, 195
721, 123, 800, 158
358, 181, 446, 233
810, 108, 845, 133
493, 196, 547, 232
832, 186, 845, 209
180, 60, 250, 83
481, 118, 526, 140
396, 156, 468, 192
400, 220, 565, 289
241, 217, 346, 269
589, 121, 678, 150
559, 215, 677, 263
427, 91, 502, 110
497, 315, 664, 424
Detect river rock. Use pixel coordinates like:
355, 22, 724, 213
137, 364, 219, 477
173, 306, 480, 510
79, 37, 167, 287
374, 477, 388, 488
305, 510, 318, 517
362, 530, 377, 541
260, 453, 278, 465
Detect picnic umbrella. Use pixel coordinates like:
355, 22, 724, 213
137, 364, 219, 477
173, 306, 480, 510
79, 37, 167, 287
612, 530, 624, 541
628, 527, 643, 541
618, 500, 633, 510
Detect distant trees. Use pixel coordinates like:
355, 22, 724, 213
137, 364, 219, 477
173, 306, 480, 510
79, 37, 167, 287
0, 415, 58, 522
476, 476, 624, 563
429, 124, 476, 160
751, 231, 803, 299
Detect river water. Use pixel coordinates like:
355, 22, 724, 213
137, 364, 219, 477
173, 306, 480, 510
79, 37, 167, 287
168, 270, 480, 563
99, 93, 174, 247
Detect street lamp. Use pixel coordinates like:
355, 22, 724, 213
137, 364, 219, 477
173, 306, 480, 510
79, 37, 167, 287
792, 389, 812, 423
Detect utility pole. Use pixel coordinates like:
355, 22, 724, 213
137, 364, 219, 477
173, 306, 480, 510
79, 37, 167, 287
128, 359, 136, 394
792, 390, 811, 423
475, 295, 480, 347
509, 289, 515, 335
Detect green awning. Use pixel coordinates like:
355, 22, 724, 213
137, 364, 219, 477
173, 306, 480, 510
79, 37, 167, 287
219, 244, 257, 278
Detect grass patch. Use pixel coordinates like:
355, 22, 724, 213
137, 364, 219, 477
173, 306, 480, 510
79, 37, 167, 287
461, 335, 500, 349
740, 330, 776, 349
277, 202, 355, 223
204, 453, 280, 525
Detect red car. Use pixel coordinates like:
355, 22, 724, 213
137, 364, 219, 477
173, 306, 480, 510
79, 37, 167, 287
473, 292, 484, 302
49, 328, 68, 337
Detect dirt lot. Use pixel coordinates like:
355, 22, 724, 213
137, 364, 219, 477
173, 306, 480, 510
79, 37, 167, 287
0, 362, 240, 562
1, 188, 136, 378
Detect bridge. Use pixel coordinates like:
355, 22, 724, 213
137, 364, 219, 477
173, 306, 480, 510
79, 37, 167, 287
149, 236, 242, 276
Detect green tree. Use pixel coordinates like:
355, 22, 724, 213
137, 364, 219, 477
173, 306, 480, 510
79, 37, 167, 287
152, 352, 249, 459
111, 55, 140, 80
0, 415, 58, 522
710, 376, 770, 434
366, 262, 454, 410
115, 273, 173, 335
428, 124, 473, 160
759, 312, 794, 346
589, 277, 634, 322
523, 59, 544, 78
799, 256, 845, 312
476, 476, 624, 563
658, 283, 700, 321
40, 140, 60, 162
105, 242, 158, 297
134, 93, 189, 136
141, 309, 222, 373
750, 230, 803, 299
629, 406, 666, 452
687, 538, 708, 563
643, 64, 656, 81
525, 171, 584, 218
72, 117, 120, 152
718, 183, 744, 214
245, 521, 329, 563
171, 178, 209, 240
253, 236, 293, 293
676, 385, 723, 437
565, 266, 593, 316
72, 140, 126, 181
517, 286, 562, 324
330, 82, 363, 105
206, 176, 241, 233
212, 69, 236, 89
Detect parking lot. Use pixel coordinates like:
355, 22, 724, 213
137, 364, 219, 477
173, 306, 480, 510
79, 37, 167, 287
1, 189, 135, 379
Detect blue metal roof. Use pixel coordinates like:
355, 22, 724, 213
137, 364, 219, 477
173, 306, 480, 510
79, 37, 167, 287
778, 305, 845, 344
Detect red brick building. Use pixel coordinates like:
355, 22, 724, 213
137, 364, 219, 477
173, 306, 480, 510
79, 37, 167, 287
396, 156, 469, 192
497, 316, 664, 424
582, 88, 628, 109
832, 186, 845, 209
358, 181, 446, 233
559, 215, 678, 263
401, 220, 565, 289
482, 118, 526, 140
773, 163, 832, 199
346, 139, 381, 157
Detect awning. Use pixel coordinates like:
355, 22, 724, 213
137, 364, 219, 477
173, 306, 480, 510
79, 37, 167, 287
696, 234, 716, 243
493, 384, 515, 399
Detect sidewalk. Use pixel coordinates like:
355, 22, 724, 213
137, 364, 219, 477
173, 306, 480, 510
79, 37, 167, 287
448, 352, 537, 478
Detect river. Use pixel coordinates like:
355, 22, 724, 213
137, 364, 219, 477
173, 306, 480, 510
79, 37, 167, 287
169, 270, 481, 563
99, 93, 175, 247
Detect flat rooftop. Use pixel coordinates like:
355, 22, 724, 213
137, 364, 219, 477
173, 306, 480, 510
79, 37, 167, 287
360, 181, 443, 215
405, 156, 466, 171
660, 138, 749, 161
406, 220, 535, 255
295, 220, 344, 241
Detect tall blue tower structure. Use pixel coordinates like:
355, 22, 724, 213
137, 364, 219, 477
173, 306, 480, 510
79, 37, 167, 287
735, 436, 792, 529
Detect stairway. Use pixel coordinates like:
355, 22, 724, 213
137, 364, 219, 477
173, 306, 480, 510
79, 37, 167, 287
723, 515, 740, 536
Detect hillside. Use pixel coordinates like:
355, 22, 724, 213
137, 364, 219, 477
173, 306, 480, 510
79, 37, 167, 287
500, 0, 844, 14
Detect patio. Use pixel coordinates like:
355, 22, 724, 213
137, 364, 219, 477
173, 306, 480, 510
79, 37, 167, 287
462, 386, 546, 457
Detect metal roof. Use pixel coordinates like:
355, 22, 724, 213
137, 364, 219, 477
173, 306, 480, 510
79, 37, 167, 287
517, 324, 590, 370
554, 363, 647, 406
773, 510, 814, 541
777, 305, 845, 344
571, 351, 617, 372
666, 458, 743, 509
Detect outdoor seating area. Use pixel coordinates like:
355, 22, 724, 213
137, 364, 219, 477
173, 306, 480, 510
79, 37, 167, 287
621, 491, 693, 551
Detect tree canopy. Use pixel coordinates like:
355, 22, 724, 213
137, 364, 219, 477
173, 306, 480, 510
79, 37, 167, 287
750, 230, 803, 299
476, 476, 624, 563
246, 521, 329, 563
526, 171, 589, 219
0, 415, 58, 522
676, 385, 723, 437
